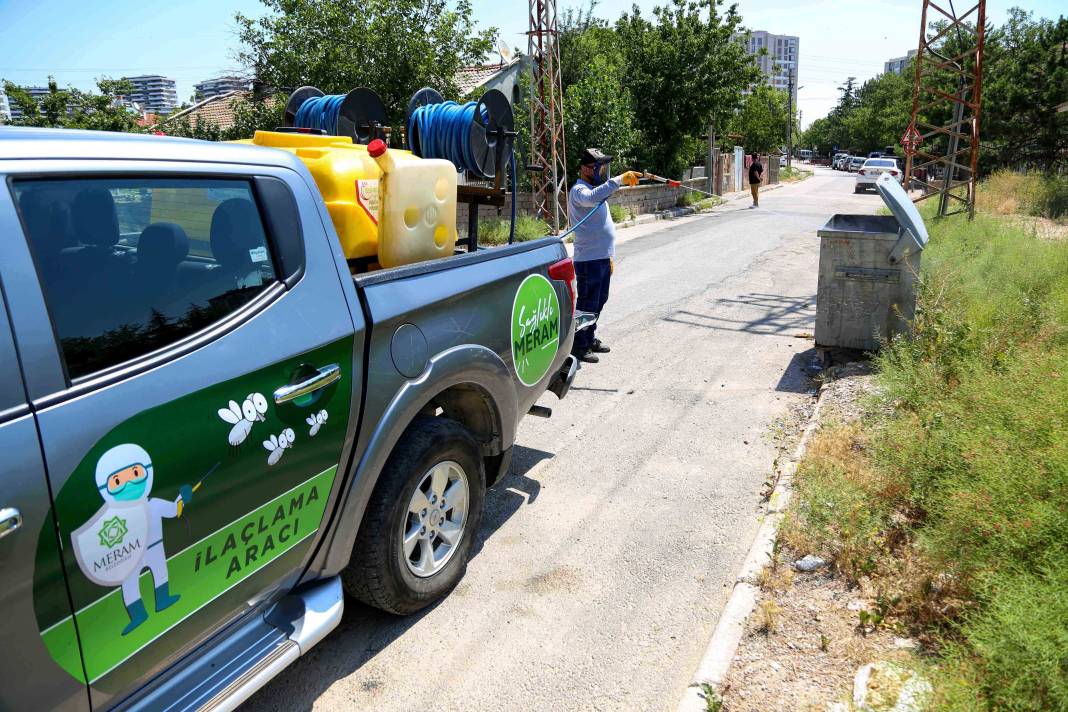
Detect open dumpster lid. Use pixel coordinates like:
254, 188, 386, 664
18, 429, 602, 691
876, 172, 929, 251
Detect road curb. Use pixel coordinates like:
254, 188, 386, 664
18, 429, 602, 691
675, 381, 828, 712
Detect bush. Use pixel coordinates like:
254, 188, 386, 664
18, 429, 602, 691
787, 202, 1068, 709
609, 204, 629, 223
975, 170, 1068, 219
476, 214, 550, 246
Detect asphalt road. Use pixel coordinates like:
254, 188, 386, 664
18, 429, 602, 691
244, 166, 882, 711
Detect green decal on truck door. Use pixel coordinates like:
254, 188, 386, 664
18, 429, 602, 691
43, 467, 335, 683
32, 337, 352, 687
511, 274, 560, 386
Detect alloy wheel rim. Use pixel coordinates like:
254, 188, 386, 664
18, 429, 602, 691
403, 460, 469, 578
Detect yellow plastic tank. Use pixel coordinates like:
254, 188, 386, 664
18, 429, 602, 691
242, 131, 382, 260
367, 140, 457, 268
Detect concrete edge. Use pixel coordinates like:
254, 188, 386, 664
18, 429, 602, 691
675, 382, 829, 712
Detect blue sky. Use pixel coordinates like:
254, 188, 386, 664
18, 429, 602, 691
0, 0, 1062, 127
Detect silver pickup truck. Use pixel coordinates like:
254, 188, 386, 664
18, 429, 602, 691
0, 127, 578, 711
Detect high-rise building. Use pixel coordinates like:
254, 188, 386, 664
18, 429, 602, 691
123, 75, 178, 115
194, 76, 250, 101
6, 86, 52, 122
741, 31, 800, 104
884, 50, 917, 75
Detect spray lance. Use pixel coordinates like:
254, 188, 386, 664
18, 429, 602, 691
640, 172, 720, 199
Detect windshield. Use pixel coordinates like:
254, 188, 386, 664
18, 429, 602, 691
866, 159, 897, 168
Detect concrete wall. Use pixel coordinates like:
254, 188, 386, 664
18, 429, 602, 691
458, 159, 777, 228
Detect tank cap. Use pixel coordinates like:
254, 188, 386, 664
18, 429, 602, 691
367, 139, 387, 157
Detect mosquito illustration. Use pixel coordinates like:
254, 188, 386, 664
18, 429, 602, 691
218, 393, 268, 447
264, 428, 295, 466
306, 409, 329, 436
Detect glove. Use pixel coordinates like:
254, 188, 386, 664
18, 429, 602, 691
177, 484, 194, 516
619, 171, 642, 187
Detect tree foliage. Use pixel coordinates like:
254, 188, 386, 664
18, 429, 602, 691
2, 77, 144, 132
982, 9, 1068, 172
725, 84, 789, 154
800, 7, 1067, 173
614, 0, 762, 176
234, 0, 496, 130
559, 4, 640, 171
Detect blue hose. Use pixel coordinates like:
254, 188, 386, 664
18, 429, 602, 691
294, 95, 346, 135
557, 200, 606, 241
408, 101, 488, 172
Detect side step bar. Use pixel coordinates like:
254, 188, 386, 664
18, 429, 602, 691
205, 576, 344, 712
120, 576, 344, 712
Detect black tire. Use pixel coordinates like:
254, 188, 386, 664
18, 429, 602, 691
342, 416, 486, 615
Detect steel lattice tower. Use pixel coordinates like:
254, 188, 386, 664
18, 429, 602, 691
527, 0, 568, 232
904, 0, 987, 218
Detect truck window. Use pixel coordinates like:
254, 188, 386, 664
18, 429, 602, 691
13, 178, 278, 379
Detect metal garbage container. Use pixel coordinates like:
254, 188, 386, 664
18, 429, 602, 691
816, 173, 929, 351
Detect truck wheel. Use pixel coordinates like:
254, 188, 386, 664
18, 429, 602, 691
342, 416, 485, 614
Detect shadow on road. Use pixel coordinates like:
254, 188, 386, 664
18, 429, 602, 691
241, 445, 554, 712
774, 347, 824, 394
663, 292, 815, 335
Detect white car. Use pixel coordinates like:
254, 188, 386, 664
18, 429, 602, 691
855, 158, 903, 192
779, 155, 787, 168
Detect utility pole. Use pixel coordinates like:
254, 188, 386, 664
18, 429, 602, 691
527, 0, 568, 233
786, 68, 794, 169
904, 0, 987, 219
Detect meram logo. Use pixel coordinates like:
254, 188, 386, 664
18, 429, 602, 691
97, 516, 128, 549
511, 274, 560, 386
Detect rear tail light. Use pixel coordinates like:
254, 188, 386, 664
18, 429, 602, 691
548, 258, 577, 314
890, 170, 899, 175
859, 170, 867, 176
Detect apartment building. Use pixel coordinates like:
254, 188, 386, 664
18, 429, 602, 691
884, 50, 917, 75
741, 30, 800, 104
194, 76, 250, 101
124, 75, 178, 115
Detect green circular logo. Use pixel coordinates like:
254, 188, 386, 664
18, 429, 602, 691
511, 274, 561, 386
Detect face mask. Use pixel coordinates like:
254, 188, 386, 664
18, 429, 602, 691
113, 478, 148, 501
589, 162, 610, 186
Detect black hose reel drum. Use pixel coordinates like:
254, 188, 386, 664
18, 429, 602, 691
405, 87, 516, 181
282, 85, 389, 145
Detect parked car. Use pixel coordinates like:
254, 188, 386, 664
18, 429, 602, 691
834, 154, 851, 170
0, 127, 580, 711
847, 156, 866, 172
779, 154, 787, 168
855, 157, 904, 192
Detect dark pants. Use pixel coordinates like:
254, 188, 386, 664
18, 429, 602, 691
573, 258, 612, 354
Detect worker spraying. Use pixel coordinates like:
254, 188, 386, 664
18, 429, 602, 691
567, 148, 641, 364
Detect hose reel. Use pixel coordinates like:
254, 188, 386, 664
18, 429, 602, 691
405, 87, 515, 181
283, 86, 388, 145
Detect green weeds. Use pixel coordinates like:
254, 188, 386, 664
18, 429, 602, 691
784, 179, 1068, 709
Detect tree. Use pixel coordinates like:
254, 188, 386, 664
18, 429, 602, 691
614, 0, 762, 176
982, 8, 1068, 172
235, 0, 496, 131
2, 77, 144, 133
726, 84, 789, 154
559, 2, 640, 170
841, 71, 911, 154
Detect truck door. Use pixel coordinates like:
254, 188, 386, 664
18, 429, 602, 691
0, 268, 88, 711
5, 167, 363, 708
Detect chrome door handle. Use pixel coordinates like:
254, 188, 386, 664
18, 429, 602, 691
273, 364, 342, 404
0, 508, 23, 541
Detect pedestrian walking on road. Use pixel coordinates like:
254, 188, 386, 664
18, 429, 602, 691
567, 148, 642, 364
748, 154, 764, 208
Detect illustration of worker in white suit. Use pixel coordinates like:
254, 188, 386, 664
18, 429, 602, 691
71, 444, 194, 636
